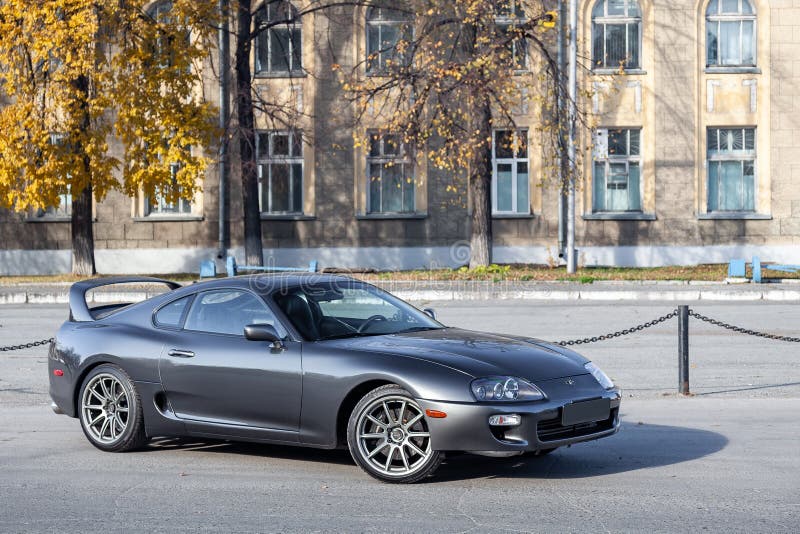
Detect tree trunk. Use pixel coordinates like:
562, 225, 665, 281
468, 94, 493, 269
71, 183, 96, 275
71, 73, 96, 276
234, 0, 264, 266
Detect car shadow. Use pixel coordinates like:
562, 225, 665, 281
144, 421, 727, 481
145, 437, 356, 466
431, 421, 728, 483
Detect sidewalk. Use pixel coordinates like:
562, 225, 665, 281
1, 279, 799, 304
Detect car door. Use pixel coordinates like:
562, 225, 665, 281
157, 288, 301, 437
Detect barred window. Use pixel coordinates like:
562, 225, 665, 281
592, 0, 641, 70
707, 127, 756, 212
258, 131, 304, 214
592, 128, 642, 212
367, 132, 415, 214
706, 0, 756, 67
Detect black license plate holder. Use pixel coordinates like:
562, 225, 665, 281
561, 398, 611, 426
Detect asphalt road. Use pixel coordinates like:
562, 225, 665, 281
1, 302, 799, 532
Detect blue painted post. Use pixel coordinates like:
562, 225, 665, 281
752, 257, 762, 283
226, 256, 238, 277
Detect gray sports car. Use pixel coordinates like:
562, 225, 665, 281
49, 274, 621, 483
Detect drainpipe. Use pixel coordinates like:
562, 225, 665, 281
556, 0, 567, 260
217, 0, 230, 259
566, 0, 578, 274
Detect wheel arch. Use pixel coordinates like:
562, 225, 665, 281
335, 379, 398, 447
72, 359, 119, 418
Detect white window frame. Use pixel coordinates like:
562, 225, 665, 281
255, 1, 302, 74
495, 1, 528, 71
146, 162, 195, 217
592, 128, 642, 213
257, 130, 304, 214
491, 129, 530, 216
705, 0, 757, 68
365, 7, 412, 75
706, 127, 757, 213
30, 134, 72, 221
366, 131, 415, 214
591, 0, 642, 70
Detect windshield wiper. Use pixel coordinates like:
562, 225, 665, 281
318, 332, 384, 341
393, 326, 444, 334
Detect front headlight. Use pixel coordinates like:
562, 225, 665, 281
585, 362, 614, 390
470, 377, 545, 402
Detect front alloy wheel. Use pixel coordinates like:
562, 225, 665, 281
347, 385, 442, 483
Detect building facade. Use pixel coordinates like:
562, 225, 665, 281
1, 0, 799, 275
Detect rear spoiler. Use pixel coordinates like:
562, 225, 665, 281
69, 277, 182, 322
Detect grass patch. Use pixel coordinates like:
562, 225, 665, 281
360, 264, 734, 282
1, 263, 797, 285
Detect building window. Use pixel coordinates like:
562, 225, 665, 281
366, 7, 412, 74
255, 0, 302, 74
496, 1, 528, 70
707, 127, 755, 212
592, 128, 641, 212
146, 163, 194, 216
147, 0, 187, 69
32, 134, 71, 220
492, 129, 529, 215
591, 0, 641, 70
367, 132, 415, 214
258, 130, 303, 214
33, 189, 72, 220
706, 0, 756, 67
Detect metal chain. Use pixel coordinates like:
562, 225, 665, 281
0, 338, 54, 352
556, 309, 679, 346
688, 310, 800, 343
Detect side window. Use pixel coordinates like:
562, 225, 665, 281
154, 296, 192, 328
184, 290, 284, 336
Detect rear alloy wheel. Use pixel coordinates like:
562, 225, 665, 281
347, 385, 443, 483
79, 364, 147, 452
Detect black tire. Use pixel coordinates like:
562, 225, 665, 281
78, 364, 147, 452
347, 384, 443, 483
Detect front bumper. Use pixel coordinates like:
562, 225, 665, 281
417, 374, 621, 452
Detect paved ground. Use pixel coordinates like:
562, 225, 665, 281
1, 302, 798, 532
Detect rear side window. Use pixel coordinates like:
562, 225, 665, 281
184, 289, 283, 336
154, 296, 192, 328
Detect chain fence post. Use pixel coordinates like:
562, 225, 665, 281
678, 305, 690, 395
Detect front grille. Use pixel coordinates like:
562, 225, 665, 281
537, 407, 617, 442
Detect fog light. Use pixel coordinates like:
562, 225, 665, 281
488, 414, 521, 426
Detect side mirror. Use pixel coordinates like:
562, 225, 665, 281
422, 308, 437, 320
244, 324, 281, 343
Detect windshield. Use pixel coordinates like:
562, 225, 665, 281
272, 282, 443, 341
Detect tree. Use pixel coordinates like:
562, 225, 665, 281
226, 0, 400, 268
0, 0, 217, 275
229, 0, 354, 267
337, 0, 564, 267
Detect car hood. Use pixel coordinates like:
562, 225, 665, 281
331, 327, 589, 382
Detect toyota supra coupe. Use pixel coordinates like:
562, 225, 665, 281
49, 274, 621, 483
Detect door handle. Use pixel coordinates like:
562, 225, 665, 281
167, 349, 195, 358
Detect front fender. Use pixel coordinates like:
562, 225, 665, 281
298, 344, 474, 447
